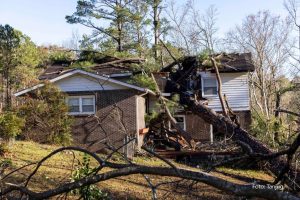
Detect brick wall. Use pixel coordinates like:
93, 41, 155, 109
72, 89, 138, 155
183, 110, 251, 141
185, 113, 211, 141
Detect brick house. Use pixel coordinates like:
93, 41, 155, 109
15, 53, 254, 154
15, 67, 154, 156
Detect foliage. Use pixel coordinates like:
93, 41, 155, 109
48, 47, 75, 63
15, 31, 43, 67
0, 111, 25, 140
0, 24, 21, 109
250, 111, 288, 147
11, 32, 43, 90
66, 0, 138, 52
0, 158, 12, 167
166, 94, 180, 115
18, 83, 73, 145
145, 110, 160, 126
72, 154, 108, 200
69, 60, 95, 70
128, 74, 156, 91
0, 24, 20, 60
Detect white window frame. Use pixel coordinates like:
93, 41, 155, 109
66, 95, 96, 115
201, 77, 218, 97
171, 115, 186, 131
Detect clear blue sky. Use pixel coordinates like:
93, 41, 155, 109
0, 0, 288, 46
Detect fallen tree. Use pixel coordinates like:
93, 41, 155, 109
159, 54, 300, 192
1, 146, 299, 200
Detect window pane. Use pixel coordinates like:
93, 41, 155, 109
203, 78, 217, 95
203, 78, 217, 87
175, 117, 184, 123
68, 98, 79, 106
204, 87, 217, 95
82, 98, 93, 105
68, 98, 80, 112
82, 105, 94, 112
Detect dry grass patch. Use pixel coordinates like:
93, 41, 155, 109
0, 141, 274, 199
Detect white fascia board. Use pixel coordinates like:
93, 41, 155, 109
105, 72, 132, 77
14, 69, 156, 96
14, 83, 45, 97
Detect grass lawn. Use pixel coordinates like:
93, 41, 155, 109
0, 141, 274, 200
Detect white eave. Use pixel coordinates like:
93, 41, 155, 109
14, 69, 155, 97
101, 72, 132, 77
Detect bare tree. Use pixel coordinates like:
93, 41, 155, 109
284, 0, 300, 75
165, 1, 218, 55
224, 11, 292, 122
62, 29, 81, 50
189, 2, 218, 54
166, 0, 191, 55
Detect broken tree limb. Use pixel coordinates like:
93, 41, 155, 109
93, 58, 145, 68
2, 164, 300, 200
150, 73, 195, 149
210, 56, 229, 117
275, 109, 300, 118
183, 96, 300, 190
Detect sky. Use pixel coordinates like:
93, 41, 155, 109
0, 0, 289, 46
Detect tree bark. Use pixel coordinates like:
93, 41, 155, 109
151, 73, 195, 148
2, 165, 300, 200
211, 56, 228, 117
183, 96, 300, 190
153, 0, 160, 61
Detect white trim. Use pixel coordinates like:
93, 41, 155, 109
102, 72, 132, 77
135, 96, 140, 149
210, 124, 214, 144
15, 69, 156, 97
14, 84, 44, 96
162, 93, 171, 96
66, 95, 96, 115
201, 76, 218, 97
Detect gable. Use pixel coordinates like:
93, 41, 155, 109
14, 69, 156, 97
54, 74, 128, 92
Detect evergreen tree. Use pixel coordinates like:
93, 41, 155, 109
0, 24, 20, 110
66, 0, 136, 53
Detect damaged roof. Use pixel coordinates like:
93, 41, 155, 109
161, 53, 255, 73
214, 53, 255, 72
39, 56, 144, 80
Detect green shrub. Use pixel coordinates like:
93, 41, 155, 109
250, 111, 287, 148
18, 83, 73, 145
72, 154, 108, 200
0, 111, 24, 140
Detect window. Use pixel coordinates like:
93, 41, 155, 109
202, 77, 218, 96
171, 115, 186, 131
67, 95, 95, 115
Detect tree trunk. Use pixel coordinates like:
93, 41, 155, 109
153, 0, 160, 61
116, 0, 123, 52
211, 57, 228, 117
151, 73, 195, 148
184, 96, 300, 190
